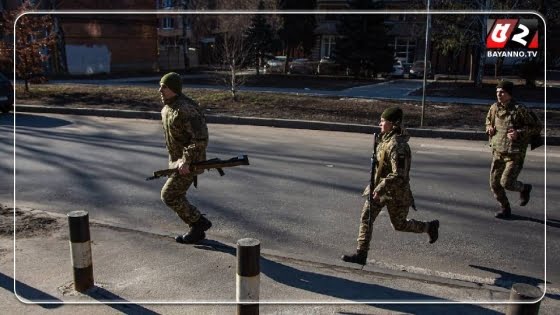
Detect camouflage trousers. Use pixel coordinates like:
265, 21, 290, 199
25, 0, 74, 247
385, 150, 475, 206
161, 174, 201, 226
357, 199, 427, 251
489, 150, 526, 208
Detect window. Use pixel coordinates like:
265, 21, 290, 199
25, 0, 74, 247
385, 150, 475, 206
162, 17, 174, 29
393, 37, 416, 64
162, 0, 173, 8
321, 35, 336, 58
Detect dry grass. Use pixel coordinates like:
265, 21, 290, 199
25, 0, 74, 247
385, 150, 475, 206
16, 84, 559, 134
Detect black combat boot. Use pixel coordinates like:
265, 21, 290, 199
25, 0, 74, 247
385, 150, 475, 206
427, 220, 439, 244
176, 215, 212, 244
519, 184, 532, 206
495, 205, 512, 219
341, 249, 368, 265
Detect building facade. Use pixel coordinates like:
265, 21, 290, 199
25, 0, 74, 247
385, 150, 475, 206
2, 0, 158, 75
55, 0, 158, 75
313, 0, 427, 69
156, 0, 194, 71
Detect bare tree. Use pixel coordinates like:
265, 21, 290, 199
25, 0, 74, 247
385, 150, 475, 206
217, 31, 252, 100
212, 1, 256, 100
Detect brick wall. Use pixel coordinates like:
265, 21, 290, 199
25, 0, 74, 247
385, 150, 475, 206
55, 0, 158, 74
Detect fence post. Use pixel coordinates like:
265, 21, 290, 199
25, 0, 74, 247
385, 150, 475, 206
67, 210, 94, 292
236, 238, 260, 315
506, 283, 543, 315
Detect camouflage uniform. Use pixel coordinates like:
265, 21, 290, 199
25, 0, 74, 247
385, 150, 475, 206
160, 94, 209, 226
356, 128, 428, 251
485, 99, 541, 208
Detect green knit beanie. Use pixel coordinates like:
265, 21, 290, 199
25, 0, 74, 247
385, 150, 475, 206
160, 72, 182, 95
381, 106, 403, 124
496, 80, 514, 95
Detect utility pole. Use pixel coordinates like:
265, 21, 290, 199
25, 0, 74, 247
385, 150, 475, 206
420, 0, 431, 127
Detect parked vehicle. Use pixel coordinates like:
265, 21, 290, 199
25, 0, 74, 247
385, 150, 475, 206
408, 60, 433, 79
0, 73, 14, 114
386, 60, 405, 78
316, 57, 342, 75
288, 58, 315, 75
263, 56, 287, 74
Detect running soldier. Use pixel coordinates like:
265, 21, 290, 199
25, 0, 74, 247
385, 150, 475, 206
158, 72, 212, 243
341, 107, 439, 265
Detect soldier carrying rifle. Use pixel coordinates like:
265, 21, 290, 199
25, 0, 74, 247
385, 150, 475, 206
341, 107, 440, 265
157, 72, 212, 244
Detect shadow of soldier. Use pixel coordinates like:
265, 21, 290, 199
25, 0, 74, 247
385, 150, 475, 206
506, 214, 560, 229
469, 264, 548, 290
194, 240, 502, 314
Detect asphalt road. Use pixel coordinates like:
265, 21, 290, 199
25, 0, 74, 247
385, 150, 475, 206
1, 113, 557, 291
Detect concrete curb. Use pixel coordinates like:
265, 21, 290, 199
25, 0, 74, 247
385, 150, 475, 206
13, 104, 560, 145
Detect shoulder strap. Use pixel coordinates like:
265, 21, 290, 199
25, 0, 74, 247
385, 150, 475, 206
490, 103, 497, 126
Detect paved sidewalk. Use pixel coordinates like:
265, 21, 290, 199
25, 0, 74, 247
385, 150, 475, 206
1, 208, 558, 314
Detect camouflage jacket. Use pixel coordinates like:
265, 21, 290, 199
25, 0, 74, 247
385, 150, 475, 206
485, 99, 542, 154
161, 94, 209, 173
363, 128, 414, 207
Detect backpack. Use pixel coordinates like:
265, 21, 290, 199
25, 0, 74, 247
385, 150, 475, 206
527, 110, 544, 150
489, 103, 543, 151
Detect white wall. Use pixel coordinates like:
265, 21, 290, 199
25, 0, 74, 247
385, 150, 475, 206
65, 45, 111, 75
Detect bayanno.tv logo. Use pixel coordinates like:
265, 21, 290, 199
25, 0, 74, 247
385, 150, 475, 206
486, 19, 539, 49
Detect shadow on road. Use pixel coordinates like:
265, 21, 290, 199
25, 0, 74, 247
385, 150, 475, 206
469, 264, 548, 289
507, 214, 560, 229
194, 240, 501, 314
86, 286, 160, 315
0, 113, 72, 128
0, 272, 61, 309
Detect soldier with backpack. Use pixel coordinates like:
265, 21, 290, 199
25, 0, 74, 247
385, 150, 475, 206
485, 80, 543, 219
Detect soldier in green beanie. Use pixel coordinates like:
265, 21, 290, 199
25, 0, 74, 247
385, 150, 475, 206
158, 72, 212, 244
341, 106, 440, 265
485, 80, 542, 219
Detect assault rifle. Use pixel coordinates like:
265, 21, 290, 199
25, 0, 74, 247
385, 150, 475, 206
369, 133, 378, 215
146, 155, 250, 181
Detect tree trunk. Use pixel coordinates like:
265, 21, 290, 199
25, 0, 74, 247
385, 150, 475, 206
181, 1, 189, 70
469, 50, 475, 81
284, 48, 291, 74
475, 2, 490, 87
494, 57, 503, 78
25, 79, 29, 92
475, 24, 487, 87
230, 63, 237, 101
255, 53, 260, 76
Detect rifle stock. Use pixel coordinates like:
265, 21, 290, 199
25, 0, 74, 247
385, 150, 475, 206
146, 155, 250, 180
